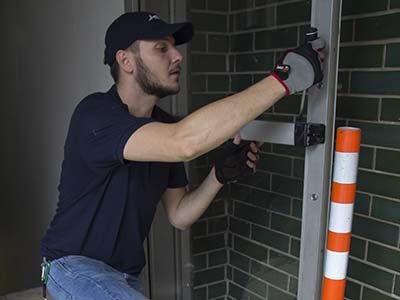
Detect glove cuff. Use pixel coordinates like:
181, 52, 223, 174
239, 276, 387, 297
214, 165, 227, 184
270, 72, 290, 96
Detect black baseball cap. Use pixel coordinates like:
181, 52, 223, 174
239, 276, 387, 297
104, 11, 194, 66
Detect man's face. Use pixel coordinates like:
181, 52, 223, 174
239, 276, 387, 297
133, 36, 183, 99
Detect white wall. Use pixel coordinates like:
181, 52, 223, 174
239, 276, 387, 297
0, 0, 124, 294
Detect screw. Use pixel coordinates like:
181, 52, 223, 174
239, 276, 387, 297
311, 193, 319, 201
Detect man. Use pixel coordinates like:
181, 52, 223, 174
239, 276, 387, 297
40, 11, 323, 300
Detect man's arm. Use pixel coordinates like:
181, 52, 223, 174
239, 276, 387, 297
124, 38, 324, 163
162, 138, 259, 229
124, 76, 285, 162
161, 166, 223, 230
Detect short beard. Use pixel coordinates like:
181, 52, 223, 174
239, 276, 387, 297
135, 56, 179, 99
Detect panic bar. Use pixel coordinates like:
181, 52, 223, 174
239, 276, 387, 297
240, 120, 325, 146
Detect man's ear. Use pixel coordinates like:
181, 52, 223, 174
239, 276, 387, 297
115, 49, 135, 74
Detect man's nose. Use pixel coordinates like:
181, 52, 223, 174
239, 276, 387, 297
171, 48, 183, 64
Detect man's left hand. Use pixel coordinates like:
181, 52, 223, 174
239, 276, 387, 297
214, 134, 260, 184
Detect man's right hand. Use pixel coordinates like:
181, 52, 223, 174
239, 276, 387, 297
271, 35, 325, 96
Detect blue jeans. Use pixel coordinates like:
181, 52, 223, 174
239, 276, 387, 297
46, 255, 149, 300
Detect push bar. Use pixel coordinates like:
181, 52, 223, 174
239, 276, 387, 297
240, 120, 325, 146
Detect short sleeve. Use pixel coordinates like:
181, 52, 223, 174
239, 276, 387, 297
167, 162, 188, 188
78, 100, 154, 168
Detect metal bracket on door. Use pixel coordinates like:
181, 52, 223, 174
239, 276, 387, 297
240, 120, 326, 147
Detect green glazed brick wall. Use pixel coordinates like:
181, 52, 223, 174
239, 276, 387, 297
336, 1, 400, 299
227, 0, 308, 299
189, 0, 400, 299
189, 1, 231, 299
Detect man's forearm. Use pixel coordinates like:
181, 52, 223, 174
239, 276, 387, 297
173, 167, 224, 229
175, 76, 285, 160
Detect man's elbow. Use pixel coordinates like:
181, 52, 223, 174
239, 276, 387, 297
179, 142, 198, 162
173, 122, 202, 162
173, 224, 190, 231
170, 218, 191, 231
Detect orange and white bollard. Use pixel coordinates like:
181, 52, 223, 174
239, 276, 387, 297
321, 127, 361, 300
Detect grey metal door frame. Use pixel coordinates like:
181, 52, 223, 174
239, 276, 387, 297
124, 1, 192, 299
297, 1, 342, 299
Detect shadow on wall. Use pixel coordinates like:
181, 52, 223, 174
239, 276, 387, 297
0, 0, 121, 295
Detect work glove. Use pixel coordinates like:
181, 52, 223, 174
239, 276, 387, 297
214, 137, 259, 184
271, 30, 325, 96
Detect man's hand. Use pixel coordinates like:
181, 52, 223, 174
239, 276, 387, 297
214, 134, 260, 184
271, 35, 325, 96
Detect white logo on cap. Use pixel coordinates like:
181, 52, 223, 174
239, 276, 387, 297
148, 14, 160, 22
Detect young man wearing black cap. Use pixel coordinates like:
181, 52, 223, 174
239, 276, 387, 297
40, 11, 323, 300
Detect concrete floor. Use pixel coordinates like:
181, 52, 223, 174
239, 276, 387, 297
1, 287, 42, 300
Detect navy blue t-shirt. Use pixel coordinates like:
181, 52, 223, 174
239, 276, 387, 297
40, 85, 188, 275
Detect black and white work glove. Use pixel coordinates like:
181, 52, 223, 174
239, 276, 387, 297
214, 139, 259, 184
271, 34, 325, 96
